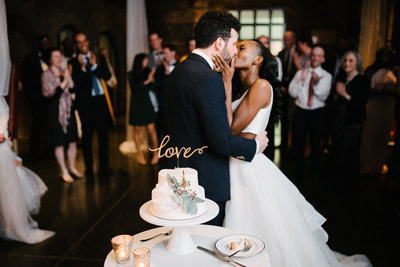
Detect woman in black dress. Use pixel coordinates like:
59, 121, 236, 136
41, 48, 81, 182
128, 53, 159, 165
331, 51, 370, 189
360, 48, 398, 175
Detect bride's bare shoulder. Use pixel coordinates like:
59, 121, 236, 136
248, 79, 271, 107
252, 78, 271, 88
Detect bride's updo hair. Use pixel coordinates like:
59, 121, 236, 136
254, 40, 282, 125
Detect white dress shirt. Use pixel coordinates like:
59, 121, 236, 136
289, 66, 332, 110
168, 60, 177, 73
192, 49, 214, 70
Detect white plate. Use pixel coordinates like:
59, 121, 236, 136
215, 234, 265, 258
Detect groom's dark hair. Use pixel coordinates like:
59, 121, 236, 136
194, 11, 241, 49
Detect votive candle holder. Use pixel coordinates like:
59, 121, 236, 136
133, 247, 151, 267
111, 235, 134, 264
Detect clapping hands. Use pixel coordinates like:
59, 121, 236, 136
144, 67, 156, 85
336, 82, 347, 97
78, 51, 96, 70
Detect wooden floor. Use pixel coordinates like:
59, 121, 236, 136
0, 125, 399, 266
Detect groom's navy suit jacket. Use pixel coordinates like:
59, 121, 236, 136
163, 53, 256, 202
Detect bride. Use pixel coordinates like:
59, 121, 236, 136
213, 40, 371, 267
0, 0, 54, 244
0, 96, 55, 244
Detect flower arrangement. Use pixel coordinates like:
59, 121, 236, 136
167, 173, 205, 215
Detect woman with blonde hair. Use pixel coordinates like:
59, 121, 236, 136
42, 48, 82, 182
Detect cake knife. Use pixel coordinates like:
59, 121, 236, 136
197, 246, 247, 267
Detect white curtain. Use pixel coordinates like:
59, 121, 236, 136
0, 0, 11, 96
120, 0, 149, 153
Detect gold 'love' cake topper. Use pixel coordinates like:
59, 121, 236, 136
149, 135, 208, 159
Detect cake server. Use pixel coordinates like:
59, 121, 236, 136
197, 246, 247, 267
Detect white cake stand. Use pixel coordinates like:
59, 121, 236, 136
139, 199, 219, 255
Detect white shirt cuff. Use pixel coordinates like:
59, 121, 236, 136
255, 140, 259, 154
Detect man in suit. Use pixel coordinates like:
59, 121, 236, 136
21, 35, 49, 159
155, 44, 178, 140
163, 11, 269, 226
69, 33, 111, 179
148, 32, 163, 68
278, 31, 297, 149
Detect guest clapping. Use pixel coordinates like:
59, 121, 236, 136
69, 33, 112, 179
128, 53, 159, 165
331, 51, 370, 187
289, 46, 332, 181
41, 48, 81, 183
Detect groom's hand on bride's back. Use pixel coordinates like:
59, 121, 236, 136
255, 131, 269, 153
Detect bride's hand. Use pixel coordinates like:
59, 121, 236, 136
0, 133, 5, 144
212, 54, 235, 83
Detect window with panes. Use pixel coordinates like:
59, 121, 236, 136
229, 9, 286, 56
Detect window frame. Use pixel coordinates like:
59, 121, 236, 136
229, 8, 286, 55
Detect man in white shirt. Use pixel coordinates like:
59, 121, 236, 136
289, 46, 332, 182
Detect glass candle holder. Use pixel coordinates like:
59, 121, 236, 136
111, 235, 134, 264
133, 247, 151, 267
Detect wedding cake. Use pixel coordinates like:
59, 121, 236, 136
150, 168, 207, 220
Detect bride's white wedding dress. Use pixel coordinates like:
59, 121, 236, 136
0, 97, 54, 244
224, 87, 371, 266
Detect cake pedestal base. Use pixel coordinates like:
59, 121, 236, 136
167, 226, 195, 254
139, 199, 219, 255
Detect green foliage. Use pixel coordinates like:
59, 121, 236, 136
167, 174, 205, 215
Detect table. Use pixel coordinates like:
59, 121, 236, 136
104, 225, 271, 267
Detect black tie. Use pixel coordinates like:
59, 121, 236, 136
85, 56, 91, 71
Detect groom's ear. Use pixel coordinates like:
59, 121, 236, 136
214, 37, 225, 52
254, 55, 263, 65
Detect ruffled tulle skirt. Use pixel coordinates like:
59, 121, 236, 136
16, 161, 48, 215
0, 142, 54, 244
225, 153, 371, 267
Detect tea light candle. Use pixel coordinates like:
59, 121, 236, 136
133, 247, 151, 267
111, 235, 134, 264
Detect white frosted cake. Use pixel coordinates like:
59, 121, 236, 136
150, 168, 207, 220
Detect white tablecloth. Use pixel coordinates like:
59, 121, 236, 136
104, 225, 271, 267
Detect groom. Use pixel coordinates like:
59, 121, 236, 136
163, 11, 268, 226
